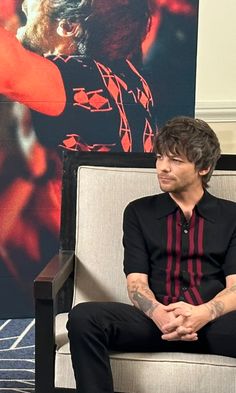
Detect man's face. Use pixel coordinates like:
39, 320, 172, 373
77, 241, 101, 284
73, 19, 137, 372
156, 152, 204, 194
16, 0, 58, 54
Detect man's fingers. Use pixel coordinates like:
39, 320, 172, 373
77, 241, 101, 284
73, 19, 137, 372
164, 305, 192, 318
176, 326, 193, 335
161, 331, 198, 342
162, 321, 178, 333
162, 315, 187, 333
180, 333, 198, 341
161, 331, 179, 341
171, 308, 192, 317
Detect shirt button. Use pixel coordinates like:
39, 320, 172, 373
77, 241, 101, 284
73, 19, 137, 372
184, 229, 188, 234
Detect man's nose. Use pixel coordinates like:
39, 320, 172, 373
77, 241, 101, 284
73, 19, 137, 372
158, 157, 171, 172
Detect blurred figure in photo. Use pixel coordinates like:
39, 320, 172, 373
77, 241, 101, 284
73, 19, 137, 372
0, 0, 158, 153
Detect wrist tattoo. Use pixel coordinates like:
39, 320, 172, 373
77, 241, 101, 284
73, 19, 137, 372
230, 284, 236, 293
132, 291, 159, 317
206, 300, 225, 320
148, 303, 159, 318
216, 284, 236, 298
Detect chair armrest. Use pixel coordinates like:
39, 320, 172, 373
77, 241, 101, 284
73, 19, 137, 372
34, 250, 74, 300
34, 251, 74, 392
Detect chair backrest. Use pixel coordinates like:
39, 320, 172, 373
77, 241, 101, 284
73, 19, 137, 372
69, 153, 236, 307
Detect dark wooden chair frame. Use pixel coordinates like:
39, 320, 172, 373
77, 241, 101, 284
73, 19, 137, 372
34, 151, 236, 393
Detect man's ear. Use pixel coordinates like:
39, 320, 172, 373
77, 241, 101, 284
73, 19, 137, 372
57, 19, 80, 37
199, 167, 211, 176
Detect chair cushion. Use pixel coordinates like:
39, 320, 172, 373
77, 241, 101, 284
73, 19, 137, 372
55, 313, 236, 392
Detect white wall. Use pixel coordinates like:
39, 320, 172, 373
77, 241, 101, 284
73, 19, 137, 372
195, 0, 236, 153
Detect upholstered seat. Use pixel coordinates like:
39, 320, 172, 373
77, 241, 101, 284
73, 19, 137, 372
34, 152, 236, 393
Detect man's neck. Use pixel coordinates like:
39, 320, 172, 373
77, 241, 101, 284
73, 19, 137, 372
169, 187, 205, 220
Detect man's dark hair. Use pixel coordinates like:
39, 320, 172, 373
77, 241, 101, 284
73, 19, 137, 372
50, 0, 154, 63
154, 116, 221, 188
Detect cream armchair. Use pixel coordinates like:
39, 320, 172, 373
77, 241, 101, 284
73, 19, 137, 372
34, 151, 236, 393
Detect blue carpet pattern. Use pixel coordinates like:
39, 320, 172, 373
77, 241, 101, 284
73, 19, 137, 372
0, 319, 35, 392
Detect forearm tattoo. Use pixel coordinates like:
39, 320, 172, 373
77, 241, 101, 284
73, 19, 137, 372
206, 300, 225, 320
205, 284, 236, 320
229, 284, 236, 293
128, 283, 159, 317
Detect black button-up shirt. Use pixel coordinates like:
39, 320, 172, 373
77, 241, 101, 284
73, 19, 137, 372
123, 191, 236, 305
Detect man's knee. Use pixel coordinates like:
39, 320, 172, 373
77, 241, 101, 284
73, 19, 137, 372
67, 302, 106, 337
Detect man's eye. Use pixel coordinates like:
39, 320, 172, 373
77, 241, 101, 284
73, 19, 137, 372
172, 158, 182, 163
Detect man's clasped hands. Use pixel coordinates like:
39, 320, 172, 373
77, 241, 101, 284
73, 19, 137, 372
153, 301, 212, 342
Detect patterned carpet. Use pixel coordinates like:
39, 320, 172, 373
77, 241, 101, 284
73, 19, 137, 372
0, 319, 35, 392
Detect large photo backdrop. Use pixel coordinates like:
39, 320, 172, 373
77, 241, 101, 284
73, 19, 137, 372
0, 0, 199, 317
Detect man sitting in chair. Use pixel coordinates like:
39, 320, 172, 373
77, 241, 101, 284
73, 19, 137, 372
67, 116, 236, 393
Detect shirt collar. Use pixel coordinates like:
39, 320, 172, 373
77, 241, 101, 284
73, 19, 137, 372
195, 190, 218, 222
154, 190, 217, 222
154, 193, 178, 219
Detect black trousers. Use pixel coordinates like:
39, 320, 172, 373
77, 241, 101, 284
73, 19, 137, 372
67, 302, 236, 393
